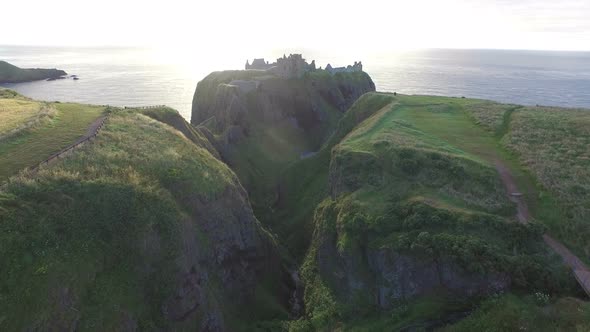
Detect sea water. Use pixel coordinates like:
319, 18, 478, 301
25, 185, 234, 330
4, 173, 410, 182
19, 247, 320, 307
2, 46, 590, 121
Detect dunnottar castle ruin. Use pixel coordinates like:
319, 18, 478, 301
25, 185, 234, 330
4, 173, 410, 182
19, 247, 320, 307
245, 54, 363, 79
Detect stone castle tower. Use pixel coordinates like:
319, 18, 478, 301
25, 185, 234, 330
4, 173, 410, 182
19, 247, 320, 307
245, 54, 363, 78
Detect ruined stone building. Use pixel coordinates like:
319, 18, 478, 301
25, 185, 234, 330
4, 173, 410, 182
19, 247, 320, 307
325, 61, 363, 75
245, 54, 362, 79
245, 58, 274, 70
271, 54, 311, 79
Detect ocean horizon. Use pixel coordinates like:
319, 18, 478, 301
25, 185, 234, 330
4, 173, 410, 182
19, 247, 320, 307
2, 46, 590, 121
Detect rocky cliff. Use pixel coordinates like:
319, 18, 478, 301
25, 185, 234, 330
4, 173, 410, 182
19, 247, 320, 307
192, 70, 375, 128
190, 69, 376, 227
191, 70, 375, 157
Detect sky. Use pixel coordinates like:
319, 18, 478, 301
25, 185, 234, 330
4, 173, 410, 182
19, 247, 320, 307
4, 0, 590, 52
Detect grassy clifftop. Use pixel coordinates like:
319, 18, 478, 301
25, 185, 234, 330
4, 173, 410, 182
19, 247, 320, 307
503, 106, 590, 259
0, 90, 43, 135
224, 92, 589, 330
0, 107, 289, 331
0, 61, 66, 83
293, 95, 581, 330
0, 92, 105, 182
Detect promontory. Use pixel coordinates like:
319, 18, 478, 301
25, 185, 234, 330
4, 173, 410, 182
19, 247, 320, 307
0, 60, 67, 83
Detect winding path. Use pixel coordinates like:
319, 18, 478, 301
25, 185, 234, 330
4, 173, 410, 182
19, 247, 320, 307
30, 114, 109, 173
494, 160, 590, 297
74, 115, 107, 145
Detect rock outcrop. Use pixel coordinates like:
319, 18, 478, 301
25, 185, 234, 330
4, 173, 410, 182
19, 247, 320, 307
313, 215, 511, 310
191, 70, 375, 132
190, 69, 376, 188
162, 183, 286, 331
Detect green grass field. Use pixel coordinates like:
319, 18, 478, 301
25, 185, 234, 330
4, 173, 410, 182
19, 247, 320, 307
503, 106, 590, 259
337, 95, 512, 215
0, 97, 48, 136
373, 96, 590, 264
0, 102, 104, 182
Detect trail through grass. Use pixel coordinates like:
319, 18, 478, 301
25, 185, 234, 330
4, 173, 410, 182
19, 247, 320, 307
0, 102, 104, 181
337, 95, 590, 260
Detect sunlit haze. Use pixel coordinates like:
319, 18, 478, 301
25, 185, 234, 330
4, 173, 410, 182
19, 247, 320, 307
5, 0, 590, 53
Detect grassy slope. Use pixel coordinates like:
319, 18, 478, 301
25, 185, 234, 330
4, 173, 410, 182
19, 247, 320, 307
280, 94, 589, 330
0, 93, 45, 135
0, 109, 241, 330
139, 106, 219, 157
503, 107, 590, 259
444, 294, 590, 332
264, 93, 396, 260
463, 102, 590, 263
335, 95, 513, 216
0, 102, 104, 181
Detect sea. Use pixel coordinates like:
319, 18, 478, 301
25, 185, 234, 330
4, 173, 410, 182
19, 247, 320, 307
2, 46, 590, 121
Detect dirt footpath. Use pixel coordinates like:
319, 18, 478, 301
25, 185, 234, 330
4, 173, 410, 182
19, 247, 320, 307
495, 160, 590, 297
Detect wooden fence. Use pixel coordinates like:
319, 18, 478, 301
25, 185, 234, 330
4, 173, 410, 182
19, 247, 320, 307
29, 115, 109, 173
124, 105, 166, 110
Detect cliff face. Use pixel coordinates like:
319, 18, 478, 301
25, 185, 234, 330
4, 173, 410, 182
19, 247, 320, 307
308, 198, 513, 312
0, 60, 66, 83
191, 70, 375, 149
190, 70, 376, 215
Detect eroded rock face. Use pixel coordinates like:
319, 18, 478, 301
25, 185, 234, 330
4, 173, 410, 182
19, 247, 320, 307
367, 250, 510, 309
314, 222, 510, 311
161, 178, 287, 330
29, 287, 80, 332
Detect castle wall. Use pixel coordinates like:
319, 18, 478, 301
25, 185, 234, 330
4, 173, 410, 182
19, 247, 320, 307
246, 55, 363, 78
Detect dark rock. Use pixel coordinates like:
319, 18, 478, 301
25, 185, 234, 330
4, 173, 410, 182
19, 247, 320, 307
162, 265, 203, 321
27, 287, 80, 332
160, 182, 290, 329
367, 250, 509, 309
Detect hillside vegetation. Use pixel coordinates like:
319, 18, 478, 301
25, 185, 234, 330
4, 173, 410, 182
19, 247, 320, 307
189, 88, 587, 330
462, 101, 590, 262
0, 60, 66, 83
191, 70, 376, 243
0, 107, 291, 330
3, 67, 590, 330
503, 106, 590, 259
0, 90, 55, 139
0, 98, 104, 182
282, 94, 584, 330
